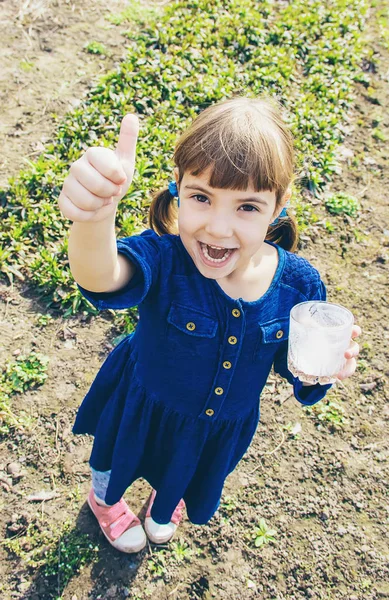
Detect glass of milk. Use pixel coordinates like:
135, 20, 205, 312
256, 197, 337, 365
287, 301, 354, 384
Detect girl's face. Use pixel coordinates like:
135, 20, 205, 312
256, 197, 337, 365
177, 168, 283, 281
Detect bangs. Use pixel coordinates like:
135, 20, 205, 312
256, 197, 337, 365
173, 97, 294, 199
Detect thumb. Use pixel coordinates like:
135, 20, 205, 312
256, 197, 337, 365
115, 113, 139, 182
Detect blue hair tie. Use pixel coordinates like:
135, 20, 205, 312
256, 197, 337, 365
168, 180, 179, 207
271, 201, 290, 226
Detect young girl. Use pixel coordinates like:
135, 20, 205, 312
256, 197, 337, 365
59, 96, 361, 554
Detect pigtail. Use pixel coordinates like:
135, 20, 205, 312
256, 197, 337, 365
148, 187, 178, 236
266, 213, 299, 252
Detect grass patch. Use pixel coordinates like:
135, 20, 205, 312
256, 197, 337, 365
0, 351, 49, 434
0, 0, 370, 313
305, 399, 346, 430
325, 192, 361, 217
83, 41, 109, 56
5, 519, 99, 599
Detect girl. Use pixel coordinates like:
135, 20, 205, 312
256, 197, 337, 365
59, 97, 361, 554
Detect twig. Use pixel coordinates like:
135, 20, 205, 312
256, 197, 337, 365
168, 583, 187, 597
147, 538, 153, 555
248, 428, 286, 475
262, 428, 285, 456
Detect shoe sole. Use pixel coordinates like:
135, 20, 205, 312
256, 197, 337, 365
88, 496, 147, 553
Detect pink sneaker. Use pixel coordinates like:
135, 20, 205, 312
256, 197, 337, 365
87, 489, 146, 553
144, 489, 185, 544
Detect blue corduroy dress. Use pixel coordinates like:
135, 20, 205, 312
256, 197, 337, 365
73, 229, 331, 524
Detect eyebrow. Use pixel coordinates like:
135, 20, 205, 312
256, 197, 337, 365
184, 184, 269, 206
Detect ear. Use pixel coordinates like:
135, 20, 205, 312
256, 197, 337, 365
271, 187, 292, 220
282, 187, 292, 204
173, 167, 180, 185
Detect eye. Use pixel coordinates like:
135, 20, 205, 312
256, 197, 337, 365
192, 194, 209, 204
240, 204, 259, 212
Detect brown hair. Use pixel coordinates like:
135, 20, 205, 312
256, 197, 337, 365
149, 96, 298, 251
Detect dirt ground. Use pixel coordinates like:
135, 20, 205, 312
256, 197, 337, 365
0, 1, 388, 599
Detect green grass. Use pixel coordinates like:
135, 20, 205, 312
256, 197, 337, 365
5, 519, 99, 599
0, 351, 49, 434
83, 41, 109, 56
305, 399, 346, 430
325, 192, 361, 217
0, 0, 370, 313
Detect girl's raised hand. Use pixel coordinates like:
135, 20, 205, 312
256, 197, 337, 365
334, 324, 362, 381
58, 114, 139, 223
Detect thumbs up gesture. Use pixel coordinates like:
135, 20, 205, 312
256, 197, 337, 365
58, 114, 139, 222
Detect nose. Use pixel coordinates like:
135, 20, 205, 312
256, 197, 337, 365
204, 213, 234, 240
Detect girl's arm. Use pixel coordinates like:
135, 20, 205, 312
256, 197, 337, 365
58, 114, 139, 293
68, 213, 135, 293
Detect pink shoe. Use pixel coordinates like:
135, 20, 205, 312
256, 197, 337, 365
87, 489, 146, 553
144, 489, 185, 544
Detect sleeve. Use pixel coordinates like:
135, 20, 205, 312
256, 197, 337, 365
77, 229, 164, 310
273, 279, 332, 406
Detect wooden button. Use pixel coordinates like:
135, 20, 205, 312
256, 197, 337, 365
223, 361, 232, 369
228, 336, 237, 345
276, 330, 284, 339
205, 408, 214, 416
232, 309, 241, 318
186, 322, 196, 331
215, 387, 224, 395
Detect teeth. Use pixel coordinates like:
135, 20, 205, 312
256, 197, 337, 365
200, 242, 233, 264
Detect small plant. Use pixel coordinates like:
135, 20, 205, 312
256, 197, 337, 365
170, 539, 195, 562
325, 192, 360, 217
36, 313, 53, 327
323, 220, 335, 233
372, 128, 386, 142
19, 59, 34, 72
83, 41, 108, 55
3, 352, 49, 393
357, 358, 369, 373
112, 308, 139, 345
147, 550, 167, 577
282, 422, 302, 439
0, 351, 48, 433
306, 400, 346, 429
220, 495, 238, 513
250, 519, 277, 547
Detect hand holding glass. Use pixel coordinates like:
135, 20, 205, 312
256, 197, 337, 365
287, 301, 354, 385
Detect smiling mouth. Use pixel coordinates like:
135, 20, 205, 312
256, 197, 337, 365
199, 242, 237, 264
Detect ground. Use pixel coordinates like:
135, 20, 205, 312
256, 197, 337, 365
0, 1, 388, 599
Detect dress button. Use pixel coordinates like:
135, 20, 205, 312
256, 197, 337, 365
186, 322, 196, 331
205, 408, 214, 416
215, 387, 224, 395
228, 336, 237, 345
223, 361, 232, 369
232, 308, 241, 318
276, 330, 284, 339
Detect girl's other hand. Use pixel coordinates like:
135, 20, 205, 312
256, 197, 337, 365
58, 114, 139, 222
334, 324, 362, 381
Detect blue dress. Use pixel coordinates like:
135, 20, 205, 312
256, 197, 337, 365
73, 230, 331, 524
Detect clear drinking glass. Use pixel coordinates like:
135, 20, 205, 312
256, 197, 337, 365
287, 301, 354, 385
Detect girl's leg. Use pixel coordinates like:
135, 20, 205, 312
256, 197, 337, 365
88, 467, 147, 553
144, 489, 185, 544
91, 467, 112, 505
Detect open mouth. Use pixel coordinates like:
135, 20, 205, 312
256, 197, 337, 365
198, 242, 237, 266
